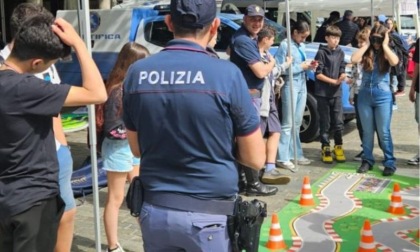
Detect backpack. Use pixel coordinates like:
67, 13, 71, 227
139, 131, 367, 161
389, 34, 409, 75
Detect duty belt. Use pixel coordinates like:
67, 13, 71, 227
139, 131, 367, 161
144, 191, 236, 215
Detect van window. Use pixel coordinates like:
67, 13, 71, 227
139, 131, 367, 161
214, 24, 237, 51
144, 20, 174, 47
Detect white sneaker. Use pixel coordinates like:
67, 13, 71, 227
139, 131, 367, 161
276, 161, 298, 172
291, 157, 311, 165
107, 243, 125, 252
407, 154, 419, 166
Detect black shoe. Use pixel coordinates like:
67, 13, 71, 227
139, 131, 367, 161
238, 181, 247, 195
382, 167, 396, 176
245, 182, 278, 196
357, 161, 372, 173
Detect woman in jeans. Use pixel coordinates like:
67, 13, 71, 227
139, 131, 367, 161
274, 20, 315, 172
351, 25, 399, 176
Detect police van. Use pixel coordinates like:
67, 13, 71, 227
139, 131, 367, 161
55, 3, 356, 143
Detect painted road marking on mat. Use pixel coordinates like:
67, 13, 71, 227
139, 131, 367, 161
292, 174, 363, 252
372, 187, 420, 252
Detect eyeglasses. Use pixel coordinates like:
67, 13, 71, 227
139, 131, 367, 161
370, 36, 384, 44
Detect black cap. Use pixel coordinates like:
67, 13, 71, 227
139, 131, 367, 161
344, 10, 353, 18
170, 0, 216, 29
244, 4, 265, 17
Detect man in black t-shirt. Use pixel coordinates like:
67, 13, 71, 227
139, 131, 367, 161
407, 38, 419, 165
0, 14, 107, 252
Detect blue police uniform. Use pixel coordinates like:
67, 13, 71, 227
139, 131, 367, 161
123, 39, 260, 251
230, 25, 265, 90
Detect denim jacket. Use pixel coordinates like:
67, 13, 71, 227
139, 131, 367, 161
275, 39, 306, 79
360, 55, 391, 92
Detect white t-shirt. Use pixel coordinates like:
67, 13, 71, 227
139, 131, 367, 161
1, 45, 62, 150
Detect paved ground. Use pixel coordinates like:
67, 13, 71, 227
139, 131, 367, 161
68, 81, 419, 252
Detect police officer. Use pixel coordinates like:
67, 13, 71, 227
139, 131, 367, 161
123, 0, 265, 250
230, 4, 290, 197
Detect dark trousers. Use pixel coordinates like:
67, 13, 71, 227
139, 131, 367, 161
0, 196, 65, 252
316, 96, 343, 147
398, 71, 407, 91
354, 94, 363, 144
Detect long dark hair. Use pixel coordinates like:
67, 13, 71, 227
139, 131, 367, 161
106, 42, 149, 94
96, 42, 149, 133
361, 24, 390, 73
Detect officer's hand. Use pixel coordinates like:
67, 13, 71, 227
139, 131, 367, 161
52, 18, 83, 47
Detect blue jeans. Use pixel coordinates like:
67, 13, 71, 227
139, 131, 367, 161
140, 203, 230, 252
357, 85, 395, 168
57, 145, 76, 211
277, 75, 307, 162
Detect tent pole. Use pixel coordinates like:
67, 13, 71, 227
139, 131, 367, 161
0, 0, 5, 44
284, 0, 298, 167
79, 0, 102, 251
371, 0, 374, 27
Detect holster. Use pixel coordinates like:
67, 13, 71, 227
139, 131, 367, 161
228, 196, 267, 252
125, 176, 143, 217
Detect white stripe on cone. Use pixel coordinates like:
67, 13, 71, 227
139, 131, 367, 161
359, 241, 376, 249
301, 194, 313, 199
269, 235, 284, 242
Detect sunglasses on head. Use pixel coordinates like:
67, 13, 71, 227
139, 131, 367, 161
370, 36, 384, 44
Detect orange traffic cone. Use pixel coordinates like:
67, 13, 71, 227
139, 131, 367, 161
299, 176, 315, 206
388, 183, 405, 215
266, 213, 287, 250
357, 219, 376, 252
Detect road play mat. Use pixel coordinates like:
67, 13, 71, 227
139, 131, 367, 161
258, 163, 420, 252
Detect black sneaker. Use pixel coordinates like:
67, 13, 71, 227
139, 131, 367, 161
353, 151, 363, 161
357, 161, 372, 173
383, 167, 396, 176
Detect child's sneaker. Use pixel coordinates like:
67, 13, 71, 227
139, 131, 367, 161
322, 146, 333, 164
334, 145, 346, 162
107, 243, 125, 252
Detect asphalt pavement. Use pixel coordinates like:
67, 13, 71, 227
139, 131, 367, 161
68, 80, 419, 252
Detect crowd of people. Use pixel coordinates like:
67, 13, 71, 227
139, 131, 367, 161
0, 1, 418, 251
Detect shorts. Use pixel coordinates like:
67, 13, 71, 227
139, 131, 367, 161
57, 145, 76, 211
102, 137, 138, 172
261, 91, 281, 136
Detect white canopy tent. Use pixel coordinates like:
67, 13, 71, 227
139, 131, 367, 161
277, 0, 419, 41
278, 0, 397, 16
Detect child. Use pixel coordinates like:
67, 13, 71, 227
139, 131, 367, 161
100, 42, 149, 252
349, 27, 371, 161
257, 25, 292, 184
314, 25, 347, 163
0, 15, 106, 251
